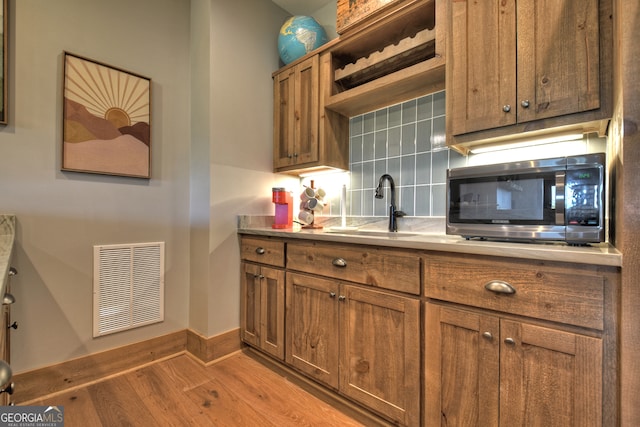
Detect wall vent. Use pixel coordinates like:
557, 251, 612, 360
93, 242, 165, 337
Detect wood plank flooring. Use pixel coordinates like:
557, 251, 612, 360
28, 351, 367, 427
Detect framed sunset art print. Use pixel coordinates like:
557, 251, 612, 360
62, 52, 151, 178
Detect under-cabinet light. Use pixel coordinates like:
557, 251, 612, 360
298, 167, 347, 178
469, 131, 584, 154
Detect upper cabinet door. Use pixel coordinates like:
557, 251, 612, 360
448, 0, 604, 140
293, 56, 320, 166
516, 0, 600, 123
448, 0, 517, 136
273, 55, 319, 170
273, 68, 296, 169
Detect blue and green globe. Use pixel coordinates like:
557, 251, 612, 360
278, 16, 328, 65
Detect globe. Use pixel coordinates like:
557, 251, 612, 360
278, 16, 328, 65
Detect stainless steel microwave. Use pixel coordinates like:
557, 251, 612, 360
446, 153, 605, 244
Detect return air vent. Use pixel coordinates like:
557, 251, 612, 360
93, 242, 165, 337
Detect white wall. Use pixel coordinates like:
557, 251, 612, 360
0, 0, 305, 373
203, 0, 295, 336
189, 0, 214, 340
312, 1, 339, 40
0, 0, 191, 373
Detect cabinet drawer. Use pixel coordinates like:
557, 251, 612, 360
240, 236, 285, 267
287, 241, 420, 295
424, 255, 604, 330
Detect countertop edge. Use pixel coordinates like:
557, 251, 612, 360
237, 227, 622, 268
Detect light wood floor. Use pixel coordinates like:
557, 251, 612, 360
28, 351, 367, 427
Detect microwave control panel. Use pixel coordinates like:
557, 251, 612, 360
565, 167, 602, 226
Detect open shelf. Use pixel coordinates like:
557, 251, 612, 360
326, 56, 445, 117
334, 27, 437, 88
323, 0, 445, 117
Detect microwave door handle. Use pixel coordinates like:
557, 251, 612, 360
555, 171, 565, 225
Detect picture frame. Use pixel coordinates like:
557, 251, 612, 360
62, 52, 151, 178
0, 0, 7, 125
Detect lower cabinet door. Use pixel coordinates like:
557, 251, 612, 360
286, 272, 340, 389
286, 272, 421, 425
425, 303, 604, 427
259, 266, 285, 360
340, 285, 421, 426
500, 320, 603, 427
425, 303, 500, 426
240, 263, 261, 349
240, 262, 285, 360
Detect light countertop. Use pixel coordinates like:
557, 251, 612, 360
238, 216, 622, 267
0, 215, 16, 298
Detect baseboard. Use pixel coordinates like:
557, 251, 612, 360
186, 328, 241, 364
13, 328, 242, 403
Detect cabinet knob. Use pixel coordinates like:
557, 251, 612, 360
332, 258, 347, 268
7, 322, 17, 330
482, 331, 493, 341
293, 153, 299, 158
329, 292, 336, 298
8, 267, 17, 276
255, 247, 265, 255
502, 105, 511, 113
484, 280, 516, 295
0, 382, 14, 395
2, 294, 14, 305
338, 295, 346, 301
521, 100, 530, 108
504, 338, 516, 346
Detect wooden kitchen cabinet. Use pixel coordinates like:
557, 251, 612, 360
285, 272, 340, 388
286, 240, 421, 426
0, 298, 7, 406
447, 0, 612, 151
425, 303, 602, 426
240, 237, 285, 360
338, 283, 419, 425
273, 55, 349, 175
286, 272, 420, 426
0, 265, 15, 405
286, 239, 421, 295
273, 55, 319, 170
424, 252, 619, 426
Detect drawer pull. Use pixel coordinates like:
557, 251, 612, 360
255, 247, 266, 255
482, 332, 493, 341
484, 280, 516, 295
332, 258, 347, 268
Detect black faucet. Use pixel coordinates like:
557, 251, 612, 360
375, 174, 405, 232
